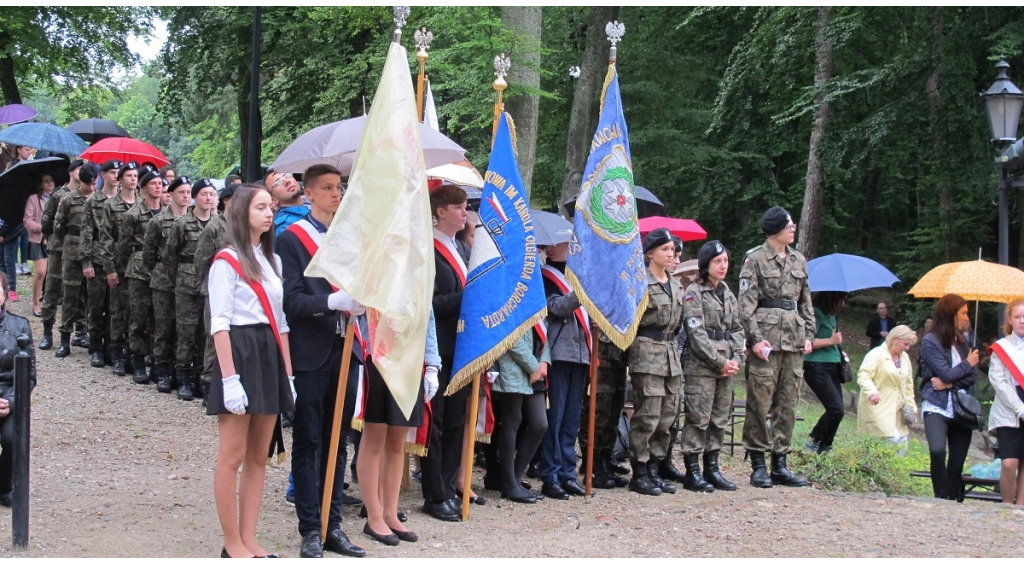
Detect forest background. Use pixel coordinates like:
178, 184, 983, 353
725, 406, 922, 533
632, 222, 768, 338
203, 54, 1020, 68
5, 6, 1024, 333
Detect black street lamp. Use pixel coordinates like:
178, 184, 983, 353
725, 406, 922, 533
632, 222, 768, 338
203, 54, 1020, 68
982, 60, 1023, 269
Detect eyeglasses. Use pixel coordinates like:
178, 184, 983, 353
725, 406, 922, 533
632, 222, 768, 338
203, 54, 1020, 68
784, 223, 797, 231
272, 173, 294, 188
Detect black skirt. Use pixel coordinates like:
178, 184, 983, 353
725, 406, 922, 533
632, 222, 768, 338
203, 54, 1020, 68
27, 242, 47, 261
206, 324, 295, 416
362, 356, 424, 427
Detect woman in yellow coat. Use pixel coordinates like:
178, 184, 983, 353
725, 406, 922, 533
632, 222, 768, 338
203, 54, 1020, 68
857, 325, 918, 447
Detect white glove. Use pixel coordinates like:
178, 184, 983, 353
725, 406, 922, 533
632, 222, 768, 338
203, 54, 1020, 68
424, 366, 439, 403
486, 371, 499, 384
222, 374, 249, 415
288, 375, 297, 404
327, 290, 366, 315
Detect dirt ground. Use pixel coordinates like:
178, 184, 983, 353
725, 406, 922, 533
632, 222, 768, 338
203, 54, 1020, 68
1, 295, 1023, 558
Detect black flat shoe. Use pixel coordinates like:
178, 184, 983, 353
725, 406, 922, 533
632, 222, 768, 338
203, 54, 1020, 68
221, 547, 257, 558
393, 529, 418, 542
359, 504, 407, 522
457, 491, 486, 506
362, 523, 399, 546
501, 492, 537, 504
324, 527, 367, 557
561, 479, 588, 496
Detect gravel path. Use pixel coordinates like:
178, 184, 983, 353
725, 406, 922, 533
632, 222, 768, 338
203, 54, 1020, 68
1, 296, 1023, 557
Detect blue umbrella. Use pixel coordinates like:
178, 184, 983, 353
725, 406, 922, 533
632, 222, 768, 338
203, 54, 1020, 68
806, 252, 900, 293
0, 122, 88, 157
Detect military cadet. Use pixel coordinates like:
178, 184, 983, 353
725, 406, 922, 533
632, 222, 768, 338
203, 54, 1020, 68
626, 228, 684, 496
738, 206, 815, 488
118, 168, 164, 385
53, 163, 99, 358
166, 179, 218, 400
143, 176, 191, 395
657, 235, 687, 486
81, 160, 123, 369
680, 240, 745, 493
97, 161, 141, 376
194, 183, 234, 402
38, 159, 83, 350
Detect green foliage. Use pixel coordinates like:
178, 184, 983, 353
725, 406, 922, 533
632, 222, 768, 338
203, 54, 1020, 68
789, 435, 933, 496
55, 85, 116, 126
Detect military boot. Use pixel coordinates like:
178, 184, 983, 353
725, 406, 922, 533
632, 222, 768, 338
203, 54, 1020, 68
132, 355, 148, 384
38, 322, 54, 350
112, 347, 126, 376
682, 454, 715, 492
628, 459, 661, 496
192, 373, 205, 403
770, 453, 808, 487
177, 370, 194, 401
588, 453, 617, 489
703, 451, 736, 491
658, 454, 687, 484
123, 348, 135, 374
748, 451, 773, 488
55, 332, 72, 358
647, 459, 676, 494
103, 343, 114, 367
601, 450, 628, 487
156, 365, 174, 393
71, 325, 89, 348
608, 455, 630, 476
89, 346, 105, 368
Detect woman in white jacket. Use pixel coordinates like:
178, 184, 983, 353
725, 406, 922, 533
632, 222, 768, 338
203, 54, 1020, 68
986, 298, 1024, 505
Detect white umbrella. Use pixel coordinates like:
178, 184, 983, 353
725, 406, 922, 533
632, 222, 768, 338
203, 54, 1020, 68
427, 162, 484, 188
270, 115, 466, 175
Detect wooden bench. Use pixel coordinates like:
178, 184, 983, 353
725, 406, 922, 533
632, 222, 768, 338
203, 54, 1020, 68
725, 396, 803, 457
909, 470, 1002, 502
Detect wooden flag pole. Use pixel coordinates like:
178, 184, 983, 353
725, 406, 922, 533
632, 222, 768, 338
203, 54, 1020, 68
585, 325, 601, 496
320, 319, 356, 539
460, 373, 482, 521
414, 28, 432, 122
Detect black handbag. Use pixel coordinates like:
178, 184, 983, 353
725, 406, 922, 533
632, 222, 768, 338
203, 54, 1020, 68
951, 390, 984, 431
837, 344, 853, 384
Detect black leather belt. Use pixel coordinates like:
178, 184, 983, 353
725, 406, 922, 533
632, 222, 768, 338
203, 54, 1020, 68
66, 226, 80, 236
758, 299, 797, 311
179, 257, 193, 264
132, 244, 144, 252
706, 329, 731, 341
637, 327, 676, 342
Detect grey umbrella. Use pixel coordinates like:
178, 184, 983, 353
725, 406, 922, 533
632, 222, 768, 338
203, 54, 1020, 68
530, 209, 574, 246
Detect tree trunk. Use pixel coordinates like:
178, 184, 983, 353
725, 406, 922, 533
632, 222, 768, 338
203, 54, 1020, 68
502, 6, 542, 199
797, 7, 833, 260
926, 8, 950, 261
0, 30, 22, 105
559, 6, 617, 213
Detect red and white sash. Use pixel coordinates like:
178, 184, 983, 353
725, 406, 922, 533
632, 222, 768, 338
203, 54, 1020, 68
213, 250, 282, 350
990, 337, 1024, 389
433, 233, 467, 287
541, 265, 591, 354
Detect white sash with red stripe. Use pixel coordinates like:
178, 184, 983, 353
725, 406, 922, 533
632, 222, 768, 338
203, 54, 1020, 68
990, 338, 1024, 389
542, 265, 592, 353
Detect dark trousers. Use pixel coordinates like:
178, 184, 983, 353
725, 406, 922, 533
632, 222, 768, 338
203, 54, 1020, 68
493, 390, 548, 495
803, 361, 845, 449
923, 411, 973, 501
290, 339, 359, 536
0, 415, 12, 495
539, 361, 588, 484
420, 355, 469, 502
1, 239, 18, 292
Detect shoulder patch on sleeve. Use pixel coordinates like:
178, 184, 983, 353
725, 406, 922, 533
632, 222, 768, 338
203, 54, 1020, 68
684, 294, 694, 302
739, 279, 749, 292
687, 317, 701, 328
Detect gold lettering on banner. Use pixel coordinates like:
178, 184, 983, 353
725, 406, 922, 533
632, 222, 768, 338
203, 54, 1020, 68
487, 170, 507, 191
590, 123, 622, 152
481, 281, 529, 329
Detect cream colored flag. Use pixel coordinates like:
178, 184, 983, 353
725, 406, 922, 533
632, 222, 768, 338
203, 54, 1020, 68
306, 41, 434, 419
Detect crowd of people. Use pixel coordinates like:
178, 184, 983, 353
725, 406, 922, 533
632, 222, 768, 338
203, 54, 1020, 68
0, 144, 1020, 557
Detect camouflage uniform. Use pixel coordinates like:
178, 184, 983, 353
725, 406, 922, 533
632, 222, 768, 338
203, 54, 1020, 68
144, 207, 184, 379
738, 241, 815, 456
167, 210, 210, 379
97, 193, 136, 357
53, 188, 91, 338
39, 184, 71, 329
118, 201, 162, 375
680, 280, 745, 454
81, 190, 113, 351
627, 271, 685, 463
579, 334, 628, 457
194, 214, 226, 387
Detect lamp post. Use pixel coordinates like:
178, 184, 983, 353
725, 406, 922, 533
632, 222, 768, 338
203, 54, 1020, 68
982, 60, 1023, 269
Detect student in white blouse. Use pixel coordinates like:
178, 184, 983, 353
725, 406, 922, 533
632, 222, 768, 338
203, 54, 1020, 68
987, 298, 1024, 504
207, 185, 296, 558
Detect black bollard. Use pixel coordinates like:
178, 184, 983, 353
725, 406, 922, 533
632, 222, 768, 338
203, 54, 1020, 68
12, 336, 31, 550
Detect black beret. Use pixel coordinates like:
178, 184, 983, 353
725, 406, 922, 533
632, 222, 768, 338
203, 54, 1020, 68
672, 236, 683, 254
697, 240, 728, 278
68, 159, 85, 172
100, 159, 123, 172
168, 176, 191, 192
642, 227, 673, 254
117, 161, 139, 179
192, 178, 216, 199
760, 205, 792, 236
139, 169, 161, 187
78, 163, 100, 184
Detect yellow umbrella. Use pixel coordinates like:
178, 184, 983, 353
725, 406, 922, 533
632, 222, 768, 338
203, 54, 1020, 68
908, 260, 1024, 302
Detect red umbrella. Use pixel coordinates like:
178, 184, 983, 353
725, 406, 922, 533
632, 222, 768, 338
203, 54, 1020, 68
80, 137, 169, 168
638, 216, 708, 242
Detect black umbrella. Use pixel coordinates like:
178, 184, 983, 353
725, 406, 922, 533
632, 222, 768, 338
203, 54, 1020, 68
562, 185, 667, 220
66, 118, 129, 143
0, 156, 70, 228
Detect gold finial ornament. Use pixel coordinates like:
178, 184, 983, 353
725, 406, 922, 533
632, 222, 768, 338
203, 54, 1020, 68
491, 53, 511, 144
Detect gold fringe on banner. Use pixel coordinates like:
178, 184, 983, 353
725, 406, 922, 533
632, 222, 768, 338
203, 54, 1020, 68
477, 433, 491, 445
443, 307, 548, 397
351, 417, 364, 432
598, 64, 614, 116
565, 267, 646, 352
506, 112, 518, 160
404, 442, 428, 457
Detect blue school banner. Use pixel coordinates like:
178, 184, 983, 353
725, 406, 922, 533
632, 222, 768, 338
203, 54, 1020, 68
566, 65, 648, 350
446, 112, 548, 395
